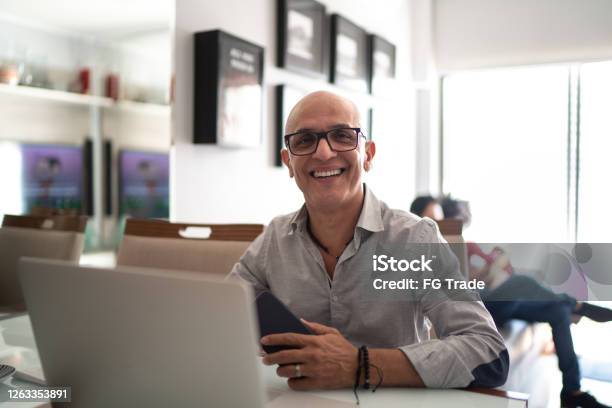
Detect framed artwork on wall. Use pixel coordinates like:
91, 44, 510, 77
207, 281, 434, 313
275, 85, 308, 166
369, 34, 396, 95
277, 0, 328, 79
21, 143, 84, 214
118, 150, 169, 219
193, 30, 264, 148
330, 14, 369, 93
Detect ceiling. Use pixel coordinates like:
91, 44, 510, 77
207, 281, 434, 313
0, 0, 172, 41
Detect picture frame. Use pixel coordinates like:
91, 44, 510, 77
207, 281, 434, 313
275, 85, 308, 166
118, 150, 170, 219
193, 30, 264, 147
330, 14, 369, 93
21, 143, 85, 215
369, 34, 396, 95
277, 0, 328, 79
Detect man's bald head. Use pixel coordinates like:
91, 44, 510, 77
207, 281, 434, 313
279, 89, 376, 213
285, 91, 361, 134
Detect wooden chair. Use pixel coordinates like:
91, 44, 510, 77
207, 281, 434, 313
0, 214, 87, 311
2, 214, 87, 232
116, 218, 264, 275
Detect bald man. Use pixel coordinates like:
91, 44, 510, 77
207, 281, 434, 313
229, 91, 508, 391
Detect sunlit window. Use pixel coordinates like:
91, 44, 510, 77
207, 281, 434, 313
442, 66, 570, 242
577, 61, 612, 242
0, 141, 23, 221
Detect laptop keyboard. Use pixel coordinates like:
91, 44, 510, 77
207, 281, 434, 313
0, 364, 15, 380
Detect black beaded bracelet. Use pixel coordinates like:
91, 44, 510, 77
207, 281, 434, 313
360, 345, 370, 390
353, 346, 383, 405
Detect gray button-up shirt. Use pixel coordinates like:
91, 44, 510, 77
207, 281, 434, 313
229, 186, 508, 388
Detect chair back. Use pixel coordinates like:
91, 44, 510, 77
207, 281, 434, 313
0, 214, 86, 308
117, 219, 263, 275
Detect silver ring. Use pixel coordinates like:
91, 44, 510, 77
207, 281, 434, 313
294, 363, 302, 378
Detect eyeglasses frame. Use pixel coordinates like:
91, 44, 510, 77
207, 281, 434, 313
283, 127, 366, 156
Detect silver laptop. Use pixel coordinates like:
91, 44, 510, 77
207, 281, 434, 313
18, 257, 267, 408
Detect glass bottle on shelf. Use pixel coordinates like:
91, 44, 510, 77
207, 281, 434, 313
0, 41, 24, 86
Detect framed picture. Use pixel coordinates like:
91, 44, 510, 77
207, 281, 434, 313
369, 34, 396, 95
330, 14, 369, 93
275, 85, 308, 166
21, 143, 84, 214
277, 0, 328, 78
193, 30, 264, 147
118, 150, 170, 219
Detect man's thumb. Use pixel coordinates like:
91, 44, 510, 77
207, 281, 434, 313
301, 318, 338, 335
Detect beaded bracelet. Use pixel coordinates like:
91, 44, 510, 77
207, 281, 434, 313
353, 346, 384, 405
360, 346, 370, 390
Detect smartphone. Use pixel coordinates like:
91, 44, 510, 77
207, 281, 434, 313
255, 291, 312, 354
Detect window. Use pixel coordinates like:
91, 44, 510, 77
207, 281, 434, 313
442, 66, 570, 242
577, 61, 612, 242
0, 141, 23, 221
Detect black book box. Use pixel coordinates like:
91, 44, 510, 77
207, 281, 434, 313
193, 30, 264, 147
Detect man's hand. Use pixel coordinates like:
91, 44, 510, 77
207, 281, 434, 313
261, 319, 358, 390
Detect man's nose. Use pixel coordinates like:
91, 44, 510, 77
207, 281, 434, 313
312, 137, 337, 160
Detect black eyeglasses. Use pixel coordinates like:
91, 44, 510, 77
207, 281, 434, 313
284, 127, 365, 156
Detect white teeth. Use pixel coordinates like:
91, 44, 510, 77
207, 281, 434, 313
313, 169, 342, 178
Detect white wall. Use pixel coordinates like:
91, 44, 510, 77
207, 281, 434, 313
434, 0, 612, 72
172, 0, 416, 224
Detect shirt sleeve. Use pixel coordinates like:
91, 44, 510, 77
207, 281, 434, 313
399, 219, 509, 388
226, 228, 269, 295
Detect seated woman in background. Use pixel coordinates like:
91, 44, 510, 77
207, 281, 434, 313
410, 195, 612, 408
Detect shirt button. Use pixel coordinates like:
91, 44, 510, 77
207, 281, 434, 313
332, 295, 338, 302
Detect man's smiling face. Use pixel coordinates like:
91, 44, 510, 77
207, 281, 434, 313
281, 91, 375, 212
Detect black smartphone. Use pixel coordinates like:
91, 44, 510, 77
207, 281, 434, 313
255, 291, 312, 354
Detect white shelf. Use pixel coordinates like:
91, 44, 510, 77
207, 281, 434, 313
0, 82, 112, 107
112, 100, 170, 116
0, 83, 170, 115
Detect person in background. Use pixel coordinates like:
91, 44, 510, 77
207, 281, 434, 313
439, 196, 612, 408
409, 195, 444, 221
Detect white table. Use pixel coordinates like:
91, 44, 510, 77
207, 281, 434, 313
0, 315, 527, 407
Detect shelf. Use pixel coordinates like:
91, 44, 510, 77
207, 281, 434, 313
112, 100, 170, 116
0, 83, 170, 115
0, 82, 112, 108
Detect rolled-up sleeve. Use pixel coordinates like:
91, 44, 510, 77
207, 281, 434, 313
399, 219, 509, 388
227, 230, 269, 295
400, 300, 509, 388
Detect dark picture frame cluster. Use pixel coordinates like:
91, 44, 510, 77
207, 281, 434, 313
190, 2, 396, 155
277, 0, 396, 94
275, 0, 396, 165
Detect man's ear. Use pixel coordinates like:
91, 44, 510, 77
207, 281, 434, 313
363, 140, 376, 171
280, 149, 294, 178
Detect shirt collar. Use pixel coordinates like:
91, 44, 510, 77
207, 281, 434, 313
288, 184, 385, 235
288, 205, 308, 235
356, 184, 385, 233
